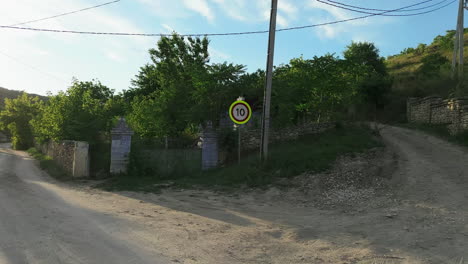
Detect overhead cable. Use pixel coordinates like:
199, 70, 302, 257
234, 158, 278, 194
0, 0, 454, 37
317, 0, 456, 17
322, 0, 452, 12
9, 0, 121, 26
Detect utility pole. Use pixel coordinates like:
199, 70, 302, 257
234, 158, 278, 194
452, 0, 461, 78
260, 0, 278, 162
452, 0, 468, 93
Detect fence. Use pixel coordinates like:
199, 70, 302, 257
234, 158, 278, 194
35, 140, 90, 177
0, 132, 7, 143
129, 137, 201, 177
407, 96, 468, 134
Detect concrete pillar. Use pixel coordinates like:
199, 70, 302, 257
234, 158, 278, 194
201, 122, 218, 170
110, 117, 134, 174
72, 141, 89, 177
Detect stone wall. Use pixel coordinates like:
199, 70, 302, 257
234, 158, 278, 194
35, 140, 89, 177
239, 122, 336, 151
407, 96, 468, 135
0, 132, 7, 143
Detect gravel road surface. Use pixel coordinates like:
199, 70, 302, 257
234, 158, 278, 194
1, 125, 468, 264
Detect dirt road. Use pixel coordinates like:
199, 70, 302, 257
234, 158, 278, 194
1, 125, 468, 264
0, 144, 170, 264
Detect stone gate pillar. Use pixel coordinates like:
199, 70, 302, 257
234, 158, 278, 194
110, 117, 134, 174
201, 122, 218, 170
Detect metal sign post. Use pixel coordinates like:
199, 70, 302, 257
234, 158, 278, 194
229, 97, 252, 164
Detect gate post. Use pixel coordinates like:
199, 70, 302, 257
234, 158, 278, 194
110, 117, 134, 174
201, 121, 218, 170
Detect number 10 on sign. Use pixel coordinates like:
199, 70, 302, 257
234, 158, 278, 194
229, 100, 252, 164
229, 100, 252, 124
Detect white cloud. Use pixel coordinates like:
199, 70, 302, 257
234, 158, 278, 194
105, 50, 125, 63
209, 47, 231, 61
0, 0, 153, 95
162, 24, 175, 34
276, 14, 289, 28
306, 0, 390, 40
135, 0, 188, 18
182, 0, 215, 22
279, 0, 298, 18
210, 0, 298, 27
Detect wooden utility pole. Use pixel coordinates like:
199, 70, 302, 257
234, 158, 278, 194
260, 0, 278, 162
452, 0, 467, 93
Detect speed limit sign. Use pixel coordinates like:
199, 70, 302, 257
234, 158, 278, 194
229, 100, 252, 124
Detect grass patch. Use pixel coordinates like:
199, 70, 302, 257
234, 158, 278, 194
400, 123, 468, 147
27, 148, 70, 180
98, 124, 382, 192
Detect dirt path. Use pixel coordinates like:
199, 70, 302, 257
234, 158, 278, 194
0, 143, 170, 264
1, 125, 468, 264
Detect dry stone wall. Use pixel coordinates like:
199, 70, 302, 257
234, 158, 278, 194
0, 132, 7, 143
239, 122, 336, 151
35, 140, 89, 177
407, 96, 468, 135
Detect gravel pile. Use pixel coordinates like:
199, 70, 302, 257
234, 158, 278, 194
266, 147, 396, 209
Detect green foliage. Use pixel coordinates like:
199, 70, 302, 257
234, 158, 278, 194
0, 93, 42, 150
98, 124, 381, 191
27, 148, 69, 179
418, 53, 450, 77
431, 30, 456, 50
344, 42, 392, 116
272, 54, 363, 125
127, 35, 391, 138
400, 47, 415, 55
128, 33, 249, 138
31, 79, 118, 144
344, 41, 387, 75
0, 87, 47, 109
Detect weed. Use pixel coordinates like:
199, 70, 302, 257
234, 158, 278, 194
27, 148, 69, 180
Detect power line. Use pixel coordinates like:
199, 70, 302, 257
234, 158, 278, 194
0, 0, 455, 37
317, 0, 456, 17
9, 0, 121, 26
322, 0, 451, 12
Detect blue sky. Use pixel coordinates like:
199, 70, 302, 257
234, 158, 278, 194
0, 0, 462, 96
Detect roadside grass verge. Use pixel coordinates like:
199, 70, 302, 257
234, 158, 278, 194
98, 124, 383, 192
400, 123, 468, 147
27, 148, 70, 180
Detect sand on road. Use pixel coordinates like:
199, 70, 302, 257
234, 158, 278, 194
1, 125, 468, 264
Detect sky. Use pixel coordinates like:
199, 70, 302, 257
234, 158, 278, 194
0, 0, 463, 96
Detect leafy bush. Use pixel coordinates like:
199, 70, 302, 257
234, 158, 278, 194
0, 93, 42, 150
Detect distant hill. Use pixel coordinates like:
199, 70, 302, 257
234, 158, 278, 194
0, 87, 47, 108
385, 29, 463, 98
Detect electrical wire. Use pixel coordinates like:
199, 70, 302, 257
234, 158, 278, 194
322, 0, 452, 12
0, 0, 455, 37
9, 0, 121, 26
317, 0, 456, 17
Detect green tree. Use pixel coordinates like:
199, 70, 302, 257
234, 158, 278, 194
431, 30, 456, 50
415, 43, 427, 55
124, 64, 160, 102
128, 33, 248, 138
271, 55, 361, 125
344, 41, 391, 117
32, 79, 116, 144
0, 93, 42, 150
128, 33, 210, 138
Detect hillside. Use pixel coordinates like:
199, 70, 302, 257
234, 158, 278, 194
385, 29, 465, 98
0, 87, 47, 108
